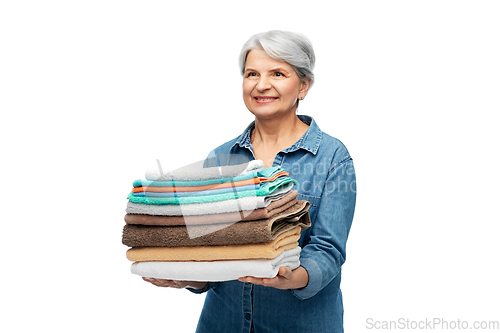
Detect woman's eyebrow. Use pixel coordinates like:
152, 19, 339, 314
245, 67, 291, 74
271, 67, 290, 73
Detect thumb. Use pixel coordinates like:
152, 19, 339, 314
278, 266, 292, 279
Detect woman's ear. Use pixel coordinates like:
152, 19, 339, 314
300, 78, 312, 96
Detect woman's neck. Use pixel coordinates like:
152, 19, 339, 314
250, 113, 310, 165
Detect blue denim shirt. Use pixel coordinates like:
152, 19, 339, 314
189, 115, 357, 333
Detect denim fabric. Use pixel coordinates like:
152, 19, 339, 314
189, 115, 356, 333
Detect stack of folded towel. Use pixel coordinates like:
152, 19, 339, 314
123, 159, 311, 282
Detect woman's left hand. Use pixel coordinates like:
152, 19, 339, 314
238, 266, 309, 290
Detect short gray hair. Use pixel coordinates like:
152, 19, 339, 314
239, 30, 316, 86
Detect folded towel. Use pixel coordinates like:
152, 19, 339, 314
130, 247, 302, 282
126, 226, 301, 262
122, 201, 310, 247
125, 187, 294, 216
133, 184, 258, 198
124, 190, 298, 226
126, 178, 296, 205
134, 166, 285, 188
146, 158, 263, 181
133, 178, 258, 193
132, 171, 288, 193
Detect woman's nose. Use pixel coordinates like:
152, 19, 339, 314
256, 76, 271, 92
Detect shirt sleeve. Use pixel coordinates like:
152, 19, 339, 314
292, 157, 357, 300
186, 282, 219, 294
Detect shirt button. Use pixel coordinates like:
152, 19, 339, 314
245, 313, 251, 320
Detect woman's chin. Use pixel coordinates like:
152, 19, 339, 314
248, 107, 296, 120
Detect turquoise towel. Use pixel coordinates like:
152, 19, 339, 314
132, 166, 285, 188
127, 177, 297, 205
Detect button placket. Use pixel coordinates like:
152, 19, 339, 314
242, 282, 253, 332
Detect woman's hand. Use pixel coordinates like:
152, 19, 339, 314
142, 277, 207, 290
238, 266, 309, 290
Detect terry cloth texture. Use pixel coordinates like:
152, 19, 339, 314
132, 184, 258, 198
134, 165, 284, 188
122, 201, 310, 247
130, 247, 301, 282
125, 187, 293, 216
133, 179, 259, 193
124, 190, 298, 226
126, 177, 296, 205
126, 226, 301, 262
132, 171, 288, 193
145, 159, 263, 181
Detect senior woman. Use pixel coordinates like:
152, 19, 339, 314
143, 30, 357, 333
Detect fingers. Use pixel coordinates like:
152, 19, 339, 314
238, 275, 281, 287
238, 276, 268, 285
238, 267, 293, 289
142, 277, 186, 288
238, 276, 251, 283
238, 276, 273, 285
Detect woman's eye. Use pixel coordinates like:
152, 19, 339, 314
275, 72, 284, 77
247, 72, 257, 77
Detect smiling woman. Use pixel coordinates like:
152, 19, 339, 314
243, 49, 310, 121
142, 30, 357, 333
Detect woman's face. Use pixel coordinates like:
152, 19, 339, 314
243, 49, 309, 120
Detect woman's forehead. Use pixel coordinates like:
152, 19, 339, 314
245, 49, 293, 71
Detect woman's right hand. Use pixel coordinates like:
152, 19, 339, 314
142, 277, 208, 290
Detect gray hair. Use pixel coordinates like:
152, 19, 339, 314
239, 30, 316, 87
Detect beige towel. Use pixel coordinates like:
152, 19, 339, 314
126, 226, 301, 262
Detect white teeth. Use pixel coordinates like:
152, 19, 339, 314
256, 98, 276, 101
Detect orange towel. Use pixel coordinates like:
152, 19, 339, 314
132, 171, 288, 193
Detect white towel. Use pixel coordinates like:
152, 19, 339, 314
146, 159, 264, 181
130, 247, 301, 282
125, 186, 294, 216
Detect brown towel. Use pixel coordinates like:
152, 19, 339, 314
124, 190, 298, 226
122, 201, 310, 247
126, 226, 302, 262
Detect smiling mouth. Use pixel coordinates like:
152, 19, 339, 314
254, 96, 278, 103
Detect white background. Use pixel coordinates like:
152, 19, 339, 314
1, 1, 499, 332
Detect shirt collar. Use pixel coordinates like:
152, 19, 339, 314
232, 115, 322, 155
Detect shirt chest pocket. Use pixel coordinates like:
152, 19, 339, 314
296, 193, 321, 223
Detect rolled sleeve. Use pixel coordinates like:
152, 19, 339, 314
186, 282, 219, 294
291, 258, 323, 299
